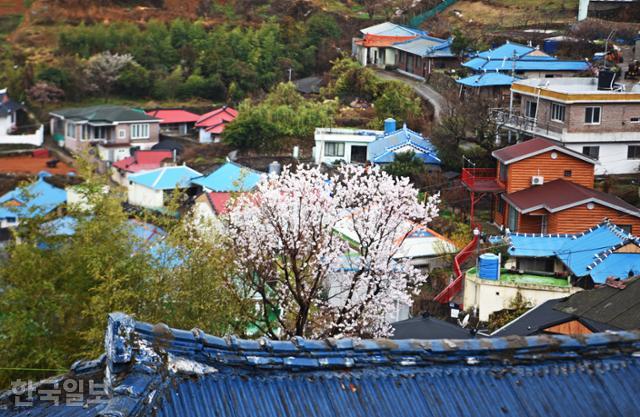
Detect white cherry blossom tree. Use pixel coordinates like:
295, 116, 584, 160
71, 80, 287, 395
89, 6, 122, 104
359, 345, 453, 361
224, 164, 439, 339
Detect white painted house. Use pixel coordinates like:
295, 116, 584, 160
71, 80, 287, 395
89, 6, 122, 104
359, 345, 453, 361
127, 165, 202, 210
0, 88, 43, 147
313, 127, 382, 165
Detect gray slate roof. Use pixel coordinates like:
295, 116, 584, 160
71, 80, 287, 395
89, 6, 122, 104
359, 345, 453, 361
50, 105, 159, 124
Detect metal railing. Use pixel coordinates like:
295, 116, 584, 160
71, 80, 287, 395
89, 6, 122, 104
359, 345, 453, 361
461, 168, 503, 189
433, 231, 480, 305
490, 108, 561, 138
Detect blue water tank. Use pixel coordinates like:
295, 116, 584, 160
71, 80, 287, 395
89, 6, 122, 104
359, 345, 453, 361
478, 253, 500, 280
384, 118, 397, 134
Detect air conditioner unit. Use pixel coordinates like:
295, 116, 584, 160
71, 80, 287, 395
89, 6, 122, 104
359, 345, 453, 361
531, 176, 544, 185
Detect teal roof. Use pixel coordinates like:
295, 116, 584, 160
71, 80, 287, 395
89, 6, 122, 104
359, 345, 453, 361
0, 173, 67, 220
50, 105, 160, 124
128, 166, 202, 190
191, 162, 263, 192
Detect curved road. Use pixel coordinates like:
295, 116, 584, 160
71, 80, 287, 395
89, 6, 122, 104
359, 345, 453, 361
374, 70, 446, 122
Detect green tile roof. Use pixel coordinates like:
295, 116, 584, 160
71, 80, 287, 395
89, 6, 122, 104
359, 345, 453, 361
51, 105, 159, 123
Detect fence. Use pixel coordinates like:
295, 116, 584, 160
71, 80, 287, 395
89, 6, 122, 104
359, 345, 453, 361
409, 0, 459, 28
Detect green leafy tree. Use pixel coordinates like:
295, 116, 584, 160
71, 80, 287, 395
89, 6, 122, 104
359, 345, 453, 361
373, 81, 422, 126
383, 151, 427, 181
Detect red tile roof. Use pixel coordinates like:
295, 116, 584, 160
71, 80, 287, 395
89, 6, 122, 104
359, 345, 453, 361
492, 137, 595, 165
196, 107, 238, 133
112, 150, 173, 173
356, 34, 417, 48
503, 179, 640, 217
145, 109, 201, 124
207, 192, 233, 214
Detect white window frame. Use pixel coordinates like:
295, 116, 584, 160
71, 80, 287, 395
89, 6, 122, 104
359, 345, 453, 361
630, 117, 640, 124
550, 103, 565, 123
66, 122, 76, 139
584, 106, 601, 125
93, 126, 107, 140
131, 123, 150, 140
118, 128, 126, 139
627, 145, 640, 160
582, 145, 600, 160
324, 142, 345, 157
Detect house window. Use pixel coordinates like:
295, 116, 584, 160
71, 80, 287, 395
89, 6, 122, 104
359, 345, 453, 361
525, 101, 537, 119
507, 205, 518, 232
541, 215, 548, 234
324, 142, 345, 157
499, 162, 508, 183
584, 106, 601, 124
80, 124, 89, 140
118, 129, 126, 139
628, 146, 640, 160
619, 224, 632, 234
93, 126, 107, 139
131, 124, 149, 139
66, 122, 76, 139
582, 146, 600, 159
631, 117, 640, 124
551, 103, 565, 122
497, 197, 505, 215
564, 170, 572, 177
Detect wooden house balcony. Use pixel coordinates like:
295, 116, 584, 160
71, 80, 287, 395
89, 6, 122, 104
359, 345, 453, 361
461, 168, 505, 193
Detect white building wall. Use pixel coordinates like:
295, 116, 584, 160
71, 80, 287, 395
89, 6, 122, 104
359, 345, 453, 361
199, 128, 212, 144
463, 273, 582, 321
128, 183, 164, 209
0, 119, 44, 146
564, 142, 640, 175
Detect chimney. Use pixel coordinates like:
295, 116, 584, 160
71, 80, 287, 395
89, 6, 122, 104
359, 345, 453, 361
384, 118, 396, 134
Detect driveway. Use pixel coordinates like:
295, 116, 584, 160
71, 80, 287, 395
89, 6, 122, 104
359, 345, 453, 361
374, 70, 447, 122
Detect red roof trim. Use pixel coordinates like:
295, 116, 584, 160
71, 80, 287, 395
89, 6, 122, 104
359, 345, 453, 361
492, 137, 596, 165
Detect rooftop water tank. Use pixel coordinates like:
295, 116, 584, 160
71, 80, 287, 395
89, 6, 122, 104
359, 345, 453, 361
478, 253, 500, 280
384, 118, 396, 134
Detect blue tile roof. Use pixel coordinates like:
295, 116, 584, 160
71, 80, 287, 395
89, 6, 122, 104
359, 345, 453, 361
128, 166, 202, 190
0, 174, 67, 221
463, 42, 590, 73
456, 72, 521, 87
507, 221, 638, 283
191, 162, 263, 192
3, 313, 640, 416
360, 22, 426, 37
368, 124, 441, 165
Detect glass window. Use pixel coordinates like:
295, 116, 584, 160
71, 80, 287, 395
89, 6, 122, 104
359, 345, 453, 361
324, 142, 345, 157
93, 126, 107, 139
118, 129, 126, 139
507, 205, 518, 232
551, 103, 565, 122
584, 106, 601, 124
66, 122, 76, 139
564, 170, 572, 177
582, 146, 600, 159
631, 117, 640, 124
526, 101, 537, 118
628, 146, 640, 160
131, 123, 149, 139
499, 162, 508, 182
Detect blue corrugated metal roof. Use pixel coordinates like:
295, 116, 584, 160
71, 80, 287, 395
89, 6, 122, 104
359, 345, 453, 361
3, 313, 640, 416
128, 166, 202, 190
0, 174, 67, 221
392, 36, 455, 58
507, 221, 638, 283
191, 162, 263, 192
466, 59, 590, 72
456, 72, 520, 87
368, 124, 441, 165
463, 42, 589, 73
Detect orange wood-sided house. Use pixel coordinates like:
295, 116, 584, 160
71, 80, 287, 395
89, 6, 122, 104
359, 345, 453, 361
461, 137, 640, 234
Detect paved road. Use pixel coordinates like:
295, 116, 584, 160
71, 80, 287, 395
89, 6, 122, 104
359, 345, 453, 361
374, 70, 447, 122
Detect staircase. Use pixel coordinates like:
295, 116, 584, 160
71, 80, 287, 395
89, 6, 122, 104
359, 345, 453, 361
433, 231, 480, 305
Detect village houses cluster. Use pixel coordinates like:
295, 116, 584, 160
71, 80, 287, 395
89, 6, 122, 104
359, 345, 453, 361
2, 9, 640, 416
